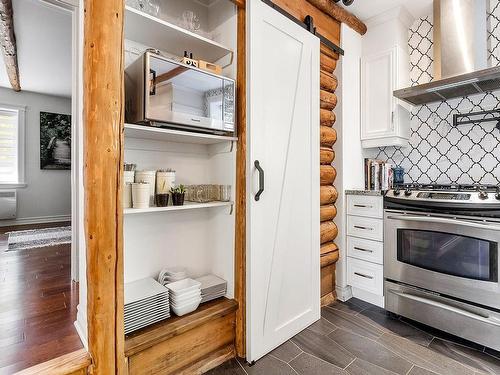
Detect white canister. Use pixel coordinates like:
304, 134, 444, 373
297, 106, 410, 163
123, 183, 132, 208
135, 170, 156, 206
124, 170, 135, 184
156, 171, 176, 195
132, 183, 150, 209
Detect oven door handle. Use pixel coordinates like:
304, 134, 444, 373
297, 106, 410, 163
388, 289, 500, 327
386, 215, 500, 231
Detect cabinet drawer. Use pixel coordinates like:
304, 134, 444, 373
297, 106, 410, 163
347, 195, 383, 218
347, 258, 383, 296
347, 215, 383, 241
347, 236, 383, 264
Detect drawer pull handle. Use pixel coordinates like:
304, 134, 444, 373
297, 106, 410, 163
354, 204, 373, 208
354, 225, 373, 230
354, 247, 373, 253
354, 272, 374, 280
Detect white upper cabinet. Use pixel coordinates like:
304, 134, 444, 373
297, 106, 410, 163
360, 7, 413, 148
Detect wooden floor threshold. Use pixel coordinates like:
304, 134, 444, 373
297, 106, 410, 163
125, 297, 239, 357
14, 349, 91, 375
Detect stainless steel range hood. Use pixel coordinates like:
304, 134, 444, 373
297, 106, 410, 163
394, 0, 500, 105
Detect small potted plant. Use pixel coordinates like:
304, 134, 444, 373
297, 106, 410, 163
171, 184, 186, 206
155, 180, 170, 207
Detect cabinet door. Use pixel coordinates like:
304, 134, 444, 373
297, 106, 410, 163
247, 0, 320, 362
361, 48, 396, 140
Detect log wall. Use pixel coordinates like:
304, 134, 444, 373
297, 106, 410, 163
318, 44, 339, 305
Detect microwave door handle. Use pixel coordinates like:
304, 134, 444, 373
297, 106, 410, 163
388, 289, 500, 328
386, 215, 500, 231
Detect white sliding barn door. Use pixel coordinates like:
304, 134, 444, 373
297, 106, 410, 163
246, 0, 320, 362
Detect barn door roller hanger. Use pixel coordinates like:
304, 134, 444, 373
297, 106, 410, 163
261, 0, 345, 56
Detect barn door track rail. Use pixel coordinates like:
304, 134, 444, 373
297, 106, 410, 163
261, 0, 344, 56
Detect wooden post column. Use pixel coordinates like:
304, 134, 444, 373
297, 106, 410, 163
234, 1, 247, 359
83, 0, 125, 373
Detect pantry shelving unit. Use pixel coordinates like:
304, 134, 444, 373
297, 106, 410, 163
124, 201, 233, 215
122, 1, 239, 373
124, 123, 238, 145
124, 5, 234, 64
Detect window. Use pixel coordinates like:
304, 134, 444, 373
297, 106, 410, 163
0, 106, 25, 186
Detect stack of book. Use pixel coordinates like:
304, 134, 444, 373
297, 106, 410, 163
364, 159, 393, 191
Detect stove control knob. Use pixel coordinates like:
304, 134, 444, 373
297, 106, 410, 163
495, 187, 500, 200
393, 189, 401, 196
404, 189, 412, 197
478, 190, 489, 200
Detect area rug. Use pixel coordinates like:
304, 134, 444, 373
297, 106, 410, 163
6, 226, 71, 251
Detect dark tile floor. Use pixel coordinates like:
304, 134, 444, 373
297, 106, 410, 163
209, 298, 500, 375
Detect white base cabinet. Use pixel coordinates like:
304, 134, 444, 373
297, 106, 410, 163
346, 193, 384, 307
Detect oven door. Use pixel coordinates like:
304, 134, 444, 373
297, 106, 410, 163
384, 210, 500, 309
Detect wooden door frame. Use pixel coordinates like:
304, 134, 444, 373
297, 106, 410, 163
83, 0, 125, 373
232, 0, 247, 359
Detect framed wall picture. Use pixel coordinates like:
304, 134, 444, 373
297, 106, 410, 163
40, 111, 71, 170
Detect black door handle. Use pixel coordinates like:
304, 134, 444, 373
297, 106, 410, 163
255, 160, 264, 201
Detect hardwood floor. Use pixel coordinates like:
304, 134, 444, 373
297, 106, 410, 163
0, 223, 82, 374
210, 298, 500, 375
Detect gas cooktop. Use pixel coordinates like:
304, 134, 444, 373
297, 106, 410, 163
384, 184, 500, 217
393, 183, 500, 192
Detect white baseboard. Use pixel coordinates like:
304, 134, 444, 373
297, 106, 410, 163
0, 214, 71, 227
351, 286, 384, 308
75, 303, 88, 350
336, 285, 353, 302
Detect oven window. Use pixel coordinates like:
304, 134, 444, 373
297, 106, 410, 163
397, 230, 498, 282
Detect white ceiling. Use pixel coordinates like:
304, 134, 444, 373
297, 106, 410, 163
0, 0, 72, 97
346, 0, 433, 21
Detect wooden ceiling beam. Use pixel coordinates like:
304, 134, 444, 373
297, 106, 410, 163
0, 0, 20, 91
307, 0, 367, 35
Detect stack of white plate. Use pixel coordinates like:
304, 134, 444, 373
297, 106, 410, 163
166, 278, 201, 316
124, 277, 170, 335
196, 274, 227, 303
158, 267, 187, 286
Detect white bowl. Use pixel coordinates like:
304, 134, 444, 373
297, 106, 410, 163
171, 296, 201, 306
164, 267, 186, 276
166, 278, 201, 295
171, 299, 201, 316
171, 299, 201, 309
170, 289, 201, 302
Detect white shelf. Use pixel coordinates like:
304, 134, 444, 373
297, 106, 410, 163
124, 123, 237, 145
125, 6, 233, 63
124, 201, 233, 215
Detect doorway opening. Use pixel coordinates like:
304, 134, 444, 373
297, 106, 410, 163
0, 0, 82, 371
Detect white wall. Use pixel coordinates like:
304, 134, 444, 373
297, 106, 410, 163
334, 24, 363, 301
0, 87, 71, 224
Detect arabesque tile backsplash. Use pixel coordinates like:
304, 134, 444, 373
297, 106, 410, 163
366, 3, 500, 185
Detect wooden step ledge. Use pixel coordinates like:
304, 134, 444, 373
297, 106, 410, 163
125, 297, 238, 357
15, 349, 91, 375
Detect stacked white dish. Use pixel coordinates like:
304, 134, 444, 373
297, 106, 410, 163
166, 278, 201, 316
158, 267, 187, 286
124, 277, 170, 335
196, 274, 227, 303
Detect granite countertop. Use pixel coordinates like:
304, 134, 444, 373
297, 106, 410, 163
345, 189, 385, 196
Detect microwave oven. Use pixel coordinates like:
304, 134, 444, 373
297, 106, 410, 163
125, 51, 235, 135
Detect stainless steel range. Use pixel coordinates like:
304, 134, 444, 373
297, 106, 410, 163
384, 184, 500, 350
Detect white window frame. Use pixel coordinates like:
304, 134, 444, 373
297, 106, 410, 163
0, 103, 26, 189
